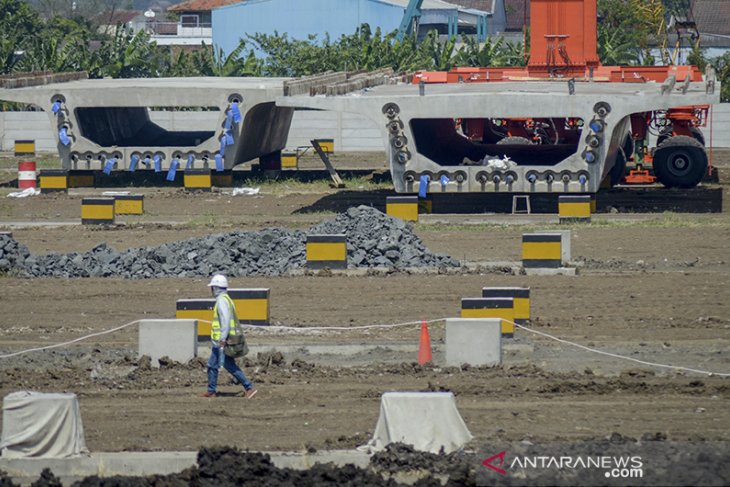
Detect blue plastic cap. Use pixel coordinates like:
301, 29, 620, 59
231, 102, 242, 123
58, 127, 70, 146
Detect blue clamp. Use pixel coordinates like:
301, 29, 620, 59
51, 101, 61, 114
224, 110, 233, 130
440, 175, 450, 187
103, 158, 115, 175
129, 154, 139, 172
186, 154, 195, 169
58, 127, 70, 146
225, 131, 234, 145
231, 102, 242, 124
153, 154, 162, 172
214, 154, 224, 172
167, 158, 179, 182
418, 175, 430, 198
142, 156, 151, 168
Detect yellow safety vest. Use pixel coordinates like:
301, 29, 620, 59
211, 293, 238, 341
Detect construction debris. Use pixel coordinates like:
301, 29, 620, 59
0, 207, 457, 278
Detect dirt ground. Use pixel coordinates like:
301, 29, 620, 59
0, 151, 729, 484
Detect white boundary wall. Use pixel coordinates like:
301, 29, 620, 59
0, 110, 385, 153
1, 104, 728, 153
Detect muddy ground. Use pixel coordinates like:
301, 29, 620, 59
0, 151, 729, 485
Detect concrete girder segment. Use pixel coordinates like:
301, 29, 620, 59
0, 77, 293, 170
277, 79, 719, 194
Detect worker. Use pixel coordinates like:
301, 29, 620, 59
200, 273, 257, 399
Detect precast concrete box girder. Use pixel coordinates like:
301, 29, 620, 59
0, 77, 293, 170
276, 79, 719, 193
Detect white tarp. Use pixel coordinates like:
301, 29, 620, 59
1, 391, 88, 458
361, 392, 473, 454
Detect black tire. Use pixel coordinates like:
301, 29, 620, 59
690, 127, 706, 146
653, 135, 707, 189
496, 136, 531, 145
656, 129, 672, 147
658, 127, 705, 147
609, 139, 631, 186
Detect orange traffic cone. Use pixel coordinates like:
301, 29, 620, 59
418, 320, 432, 365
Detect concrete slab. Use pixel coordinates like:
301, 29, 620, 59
445, 318, 502, 367
138, 319, 197, 367
0, 449, 371, 485
97, 451, 197, 476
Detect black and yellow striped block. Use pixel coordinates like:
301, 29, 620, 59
522, 233, 562, 268
306, 234, 347, 269
558, 195, 591, 223
39, 169, 68, 193
14, 140, 35, 156
482, 287, 530, 326
386, 196, 418, 222
175, 298, 216, 340
114, 194, 144, 215
211, 171, 233, 187
229, 288, 270, 325
184, 169, 212, 191
281, 151, 298, 169
81, 197, 115, 225
68, 170, 95, 188
461, 297, 515, 337
314, 138, 334, 153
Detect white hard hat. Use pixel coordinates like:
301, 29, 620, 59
207, 274, 228, 288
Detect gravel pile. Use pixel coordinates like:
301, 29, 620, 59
0, 207, 458, 278
310, 206, 457, 268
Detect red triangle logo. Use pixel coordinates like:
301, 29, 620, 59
482, 451, 507, 475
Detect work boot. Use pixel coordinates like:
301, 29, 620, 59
200, 391, 217, 398
244, 388, 257, 399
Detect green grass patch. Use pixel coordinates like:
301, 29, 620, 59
416, 212, 730, 233
238, 175, 391, 195
0, 154, 61, 170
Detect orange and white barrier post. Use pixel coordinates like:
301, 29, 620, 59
17, 161, 37, 189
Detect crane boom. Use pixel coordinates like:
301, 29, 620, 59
396, 0, 424, 41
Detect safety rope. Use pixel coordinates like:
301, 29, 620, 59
0, 320, 141, 359
0, 317, 727, 377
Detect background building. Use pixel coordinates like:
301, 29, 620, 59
211, 0, 504, 58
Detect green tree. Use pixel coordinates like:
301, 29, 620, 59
453, 35, 526, 68
597, 0, 648, 65
190, 41, 262, 77
0, 0, 44, 74
88, 27, 167, 78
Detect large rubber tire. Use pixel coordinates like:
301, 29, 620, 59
690, 127, 706, 146
496, 136, 531, 145
606, 135, 632, 186
653, 135, 707, 189
658, 127, 705, 147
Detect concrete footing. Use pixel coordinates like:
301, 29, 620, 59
445, 318, 502, 366
138, 319, 197, 367
523, 267, 577, 276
